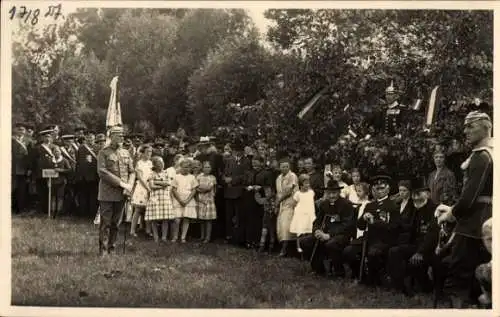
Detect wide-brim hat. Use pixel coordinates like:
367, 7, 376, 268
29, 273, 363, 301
411, 177, 430, 193
198, 136, 213, 145
324, 180, 344, 191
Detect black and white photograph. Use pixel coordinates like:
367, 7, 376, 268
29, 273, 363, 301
1, 0, 497, 314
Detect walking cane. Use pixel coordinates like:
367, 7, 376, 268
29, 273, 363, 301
358, 229, 368, 283
309, 214, 328, 263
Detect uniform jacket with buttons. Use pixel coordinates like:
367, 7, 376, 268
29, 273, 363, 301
357, 196, 401, 245
453, 142, 493, 238
97, 145, 135, 202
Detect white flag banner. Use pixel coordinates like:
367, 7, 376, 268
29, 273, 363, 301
106, 76, 121, 128
426, 86, 440, 127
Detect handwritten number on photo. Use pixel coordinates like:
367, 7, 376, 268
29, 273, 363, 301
9, 4, 62, 25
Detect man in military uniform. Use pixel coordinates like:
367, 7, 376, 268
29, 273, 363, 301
60, 134, 78, 215
97, 126, 135, 256
354, 174, 400, 286
386, 178, 439, 296
300, 180, 355, 276
368, 82, 409, 138
12, 122, 32, 214
32, 129, 56, 214
435, 111, 493, 308
75, 131, 99, 218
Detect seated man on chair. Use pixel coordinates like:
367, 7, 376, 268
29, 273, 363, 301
353, 173, 400, 286
386, 178, 439, 296
299, 180, 354, 277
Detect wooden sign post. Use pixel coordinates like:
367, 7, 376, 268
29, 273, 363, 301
42, 169, 59, 219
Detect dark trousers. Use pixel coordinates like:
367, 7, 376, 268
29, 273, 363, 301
365, 242, 390, 285
99, 200, 125, 253
77, 180, 98, 218
224, 198, 241, 240
343, 238, 364, 278
12, 175, 29, 213
213, 188, 225, 239
443, 234, 490, 304
387, 244, 433, 292
241, 197, 264, 246
301, 234, 350, 274
36, 178, 49, 214
62, 182, 78, 215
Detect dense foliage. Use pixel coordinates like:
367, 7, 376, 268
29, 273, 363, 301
12, 9, 493, 170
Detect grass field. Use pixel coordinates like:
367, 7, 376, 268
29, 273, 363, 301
11, 214, 435, 308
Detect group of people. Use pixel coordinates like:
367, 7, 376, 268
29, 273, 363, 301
11, 106, 493, 309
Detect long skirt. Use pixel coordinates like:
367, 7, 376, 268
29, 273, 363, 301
277, 205, 295, 242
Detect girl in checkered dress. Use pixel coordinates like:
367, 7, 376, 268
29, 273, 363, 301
171, 159, 199, 243
196, 161, 217, 243
145, 156, 175, 242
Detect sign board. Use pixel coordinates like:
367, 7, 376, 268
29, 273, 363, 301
42, 169, 59, 178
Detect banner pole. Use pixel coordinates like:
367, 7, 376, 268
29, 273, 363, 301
48, 177, 52, 219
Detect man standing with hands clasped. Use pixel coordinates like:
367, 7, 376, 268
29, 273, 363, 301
97, 126, 135, 256
434, 111, 493, 308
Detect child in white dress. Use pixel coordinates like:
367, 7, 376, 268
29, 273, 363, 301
290, 174, 316, 253
171, 159, 198, 243
130, 145, 153, 237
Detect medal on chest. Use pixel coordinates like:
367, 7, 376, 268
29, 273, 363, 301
86, 155, 93, 163
378, 209, 390, 222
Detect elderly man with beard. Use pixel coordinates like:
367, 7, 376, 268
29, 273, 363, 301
386, 178, 439, 296
435, 111, 493, 308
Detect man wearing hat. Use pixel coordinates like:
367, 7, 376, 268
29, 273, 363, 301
97, 126, 135, 256
355, 173, 400, 286
60, 135, 78, 214
75, 130, 100, 218
12, 122, 32, 214
435, 111, 493, 308
94, 134, 107, 152
300, 180, 355, 276
222, 140, 248, 243
386, 178, 439, 296
32, 129, 56, 215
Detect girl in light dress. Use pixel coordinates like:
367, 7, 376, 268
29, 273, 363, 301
130, 145, 153, 237
171, 158, 199, 243
346, 168, 362, 205
276, 158, 298, 257
196, 161, 217, 243
289, 174, 316, 253
145, 156, 176, 242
